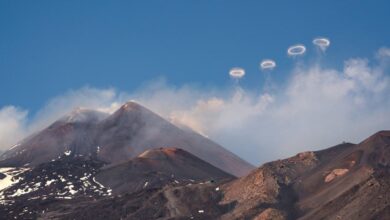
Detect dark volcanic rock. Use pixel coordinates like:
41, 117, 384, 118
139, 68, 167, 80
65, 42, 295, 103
0, 154, 111, 219
40, 183, 231, 220
0, 148, 236, 219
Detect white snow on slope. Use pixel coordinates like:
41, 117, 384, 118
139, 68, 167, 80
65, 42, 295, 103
9, 143, 20, 150
92, 177, 112, 196
45, 179, 56, 186
0, 167, 29, 191
64, 150, 72, 156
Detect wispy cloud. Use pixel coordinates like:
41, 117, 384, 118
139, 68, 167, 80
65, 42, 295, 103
0, 87, 120, 150
0, 106, 28, 149
1, 48, 389, 165
160, 55, 390, 164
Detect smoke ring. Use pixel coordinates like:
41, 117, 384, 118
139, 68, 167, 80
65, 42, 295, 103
287, 44, 306, 56
313, 37, 330, 51
260, 59, 276, 70
313, 38, 330, 47
229, 67, 245, 79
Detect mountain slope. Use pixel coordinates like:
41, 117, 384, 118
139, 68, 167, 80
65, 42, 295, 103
0, 108, 108, 167
294, 130, 390, 219
218, 131, 390, 219
0, 101, 254, 176
1, 110, 389, 220
95, 147, 234, 194
0, 147, 234, 219
39, 130, 390, 220
93, 102, 253, 176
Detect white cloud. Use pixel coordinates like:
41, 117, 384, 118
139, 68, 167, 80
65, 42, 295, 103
1, 48, 389, 165
377, 47, 390, 59
132, 53, 390, 164
0, 106, 28, 149
29, 87, 119, 131
0, 87, 121, 150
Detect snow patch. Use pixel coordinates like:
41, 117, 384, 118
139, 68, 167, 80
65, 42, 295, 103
9, 186, 34, 197
55, 196, 72, 200
92, 177, 112, 196
65, 184, 78, 195
92, 177, 105, 188
9, 143, 20, 150
64, 150, 72, 156
0, 167, 29, 191
58, 175, 66, 182
45, 179, 56, 186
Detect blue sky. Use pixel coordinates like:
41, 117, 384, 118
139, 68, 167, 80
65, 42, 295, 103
1, 1, 390, 164
1, 0, 390, 114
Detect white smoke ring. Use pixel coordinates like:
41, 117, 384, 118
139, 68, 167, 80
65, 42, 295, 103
287, 44, 306, 56
313, 37, 330, 51
229, 67, 245, 79
260, 59, 276, 71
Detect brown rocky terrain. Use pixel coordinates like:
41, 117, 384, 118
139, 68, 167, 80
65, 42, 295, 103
39, 130, 388, 220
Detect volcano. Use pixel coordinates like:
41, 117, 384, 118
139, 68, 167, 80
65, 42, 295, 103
0, 101, 254, 177
9, 130, 386, 220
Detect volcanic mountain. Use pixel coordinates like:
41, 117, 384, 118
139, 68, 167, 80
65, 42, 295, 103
12, 130, 387, 220
0, 101, 254, 177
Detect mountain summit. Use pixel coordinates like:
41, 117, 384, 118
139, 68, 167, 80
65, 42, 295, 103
0, 101, 254, 176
